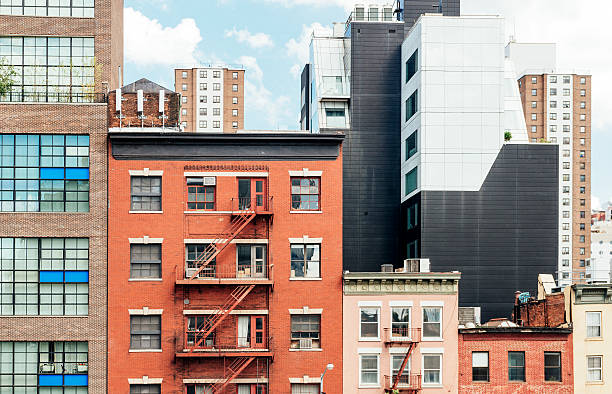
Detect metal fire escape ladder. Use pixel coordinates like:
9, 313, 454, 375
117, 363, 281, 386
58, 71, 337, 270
391, 342, 416, 391
190, 285, 256, 350
188, 211, 256, 280
210, 356, 255, 393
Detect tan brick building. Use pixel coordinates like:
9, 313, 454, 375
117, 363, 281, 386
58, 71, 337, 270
174, 66, 245, 132
0, 0, 122, 392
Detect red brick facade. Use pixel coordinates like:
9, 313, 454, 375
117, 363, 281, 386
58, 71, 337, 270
107, 133, 344, 393
459, 329, 573, 394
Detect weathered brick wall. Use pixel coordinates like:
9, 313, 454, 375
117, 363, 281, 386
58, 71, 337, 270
0, 103, 108, 394
108, 91, 181, 128
517, 293, 566, 328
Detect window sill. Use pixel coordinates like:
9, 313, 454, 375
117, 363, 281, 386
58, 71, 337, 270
129, 211, 163, 214
290, 211, 322, 214
289, 348, 323, 352
358, 338, 381, 342
358, 385, 381, 389
586, 381, 604, 385
129, 349, 162, 353
585, 337, 603, 341
128, 278, 163, 282
421, 337, 443, 342
289, 277, 322, 281
422, 384, 443, 388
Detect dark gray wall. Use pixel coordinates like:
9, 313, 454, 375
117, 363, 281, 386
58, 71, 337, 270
416, 144, 559, 321
300, 64, 310, 131
403, 0, 460, 33
344, 22, 404, 271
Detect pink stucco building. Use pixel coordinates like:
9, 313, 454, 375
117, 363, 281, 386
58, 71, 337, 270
343, 261, 460, 393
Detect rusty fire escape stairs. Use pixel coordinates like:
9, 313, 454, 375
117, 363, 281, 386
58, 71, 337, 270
389, 341, 417, 392
188, 210, 257, 280
209, 356, 256, 393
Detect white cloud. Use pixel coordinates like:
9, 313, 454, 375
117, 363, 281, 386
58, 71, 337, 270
239, 56, 292, 129
285, 22, 333, 78
124, 7, 202, 66
225, 27, 274, 49
263, 0, 390, 11
593, 195, 602, 212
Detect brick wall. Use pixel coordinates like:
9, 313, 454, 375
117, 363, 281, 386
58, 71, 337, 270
0, 103, 108, 394
223, 69, 244, 131
107, 91, 181, 128
515, 293, 566, 328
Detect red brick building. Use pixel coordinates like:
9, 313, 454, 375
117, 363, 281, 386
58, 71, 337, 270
458, 327, 573, 394
107, 117, 344, 392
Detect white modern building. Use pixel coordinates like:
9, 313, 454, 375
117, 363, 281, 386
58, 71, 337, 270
589, 221, 612, 283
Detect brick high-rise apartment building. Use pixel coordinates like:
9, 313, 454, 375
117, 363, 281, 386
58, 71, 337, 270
507, 42, 592, 286
174, 67, 245, 132
0, 0, 122, 393
107, 92, 344, 393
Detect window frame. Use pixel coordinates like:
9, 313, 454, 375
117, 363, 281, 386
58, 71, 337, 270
587, 355, 603, 382
359, 307, 380, 340
406, 130, 417, 161
130, 315, 162, 350
290, 177, 321, 211
390, 306, 411, 338
130, 176, 162, 212
422, 353, 442, 386
405, 90, 418, 121
422, 306, 442, 340
544, 351, 562, 382
405, 49, 418, 84
472, 351, 489, 382
359, 354, 380, 387
130, 384, 161, 394
186, 178, 215, 211
508, 351, 526, 382
290, 314, 321, 349
130, 243, 162, 279
290, 243, 321, 278
586, 311, 601, 338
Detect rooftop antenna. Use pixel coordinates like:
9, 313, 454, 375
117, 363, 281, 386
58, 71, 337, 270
393, 0, 403, 21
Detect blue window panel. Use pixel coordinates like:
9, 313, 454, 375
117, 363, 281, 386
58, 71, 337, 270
64, 374, 88, 386
40, 168, 64, 179
39, 271, 64, 283
39, 375, 63, 386
65, 168, 89, 180
65, 271, 89, 283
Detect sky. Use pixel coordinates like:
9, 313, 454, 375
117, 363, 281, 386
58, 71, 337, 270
123, 0, 612, 210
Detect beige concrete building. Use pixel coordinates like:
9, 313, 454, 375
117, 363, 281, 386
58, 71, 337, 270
564, 283, 612, 393
174, 66, 245, 132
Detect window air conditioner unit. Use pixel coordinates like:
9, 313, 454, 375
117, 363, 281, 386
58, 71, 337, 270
186, 268, 199, 278
203, 177, 216, 186
299, 338, 313, 349
40, 364, 55, 373
77, 364, 88, 372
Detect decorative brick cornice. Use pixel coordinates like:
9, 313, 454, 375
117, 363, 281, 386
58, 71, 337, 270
343, 273, 460, 295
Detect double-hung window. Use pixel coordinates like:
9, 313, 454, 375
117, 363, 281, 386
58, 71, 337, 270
587, 356, 602, 382
130, 315, 161, 350
391, 354, 411, 386
360, 355, 379, 386
508, 351, 526, 382
391, 307, 410, 338
186, 177, 215, 210
423, 354, 442, 385
130, 385, 161, 393
359, 307, 379, 339
130, 176, 161, 211
290, 244, 320, 278
130, 244, 161, 279
472, 352, 489, 381
586, 311, 601, 337
291, 177, 320, 210
186, 244, 216, 277
290, 314, 321, 349
544, 352, 562, 382
422, 307, 442, 339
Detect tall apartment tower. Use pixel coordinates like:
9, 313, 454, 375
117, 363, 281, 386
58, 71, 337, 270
174, 67, 245, 132
507, 42, 592, 286
300, 1, 459, 272
0, 0, 122, 393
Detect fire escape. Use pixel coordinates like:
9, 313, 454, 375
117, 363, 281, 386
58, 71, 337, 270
176, 195, 273, 393
384, 328, 421, 393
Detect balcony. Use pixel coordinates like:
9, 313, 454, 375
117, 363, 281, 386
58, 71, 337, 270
177, 334, 273, 358
384, 328, 421, 345
176, 264, 274, 285
185, 197, 273, 215
384, 374, 421, 392
0, 92, 107, 103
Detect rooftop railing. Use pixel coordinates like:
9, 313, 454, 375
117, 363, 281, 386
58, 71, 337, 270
0, 91, 107, 103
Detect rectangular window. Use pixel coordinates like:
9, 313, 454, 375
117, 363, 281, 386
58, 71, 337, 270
405, 90, 418, 121
199, 95, 207, 103
182, 109, 187, 116
360, 355, 379, 386
563, 162, 570, 169
563, 76, 570, 83
325, 109, 346, 128
587, 312, 601, 337
186, 244, 216, 277
290, 244, 320, 278
562, 259, 569, 267
579, 235, 585, 242
422, 307, 442, 339
131, 384, 161, 394
0, 341, 88, 391
232, 121, 238, 128
562, 113, 570, 120
185, 177, 215, 210
290, 314, 320, 349
199, 70, 206, 78
182, 96, 187, 104
580, 89, 586, 96
563, 101, 570, 108
232, 109, 238, 116
391, 307, 410, 337
405, 167, 417, 196
550, 137, 557, 143
232, 84, 238, 92
130, 244, 161, 279
391, 354, 411, 386
562, 223, 570, 230
549, 76, 557, 83
563, 88, 570, 96
550, 100, 557, 108
232, 72, 238, 79
531, 101, 537, 108
580, 174, 586, 181
213, 121, 220, 128
406, 131, 417, 161
233, 97, 238, 104
531, 89, 537, 96
0, 237, 89, 316
213, 108, 220, 116
199, 108, 207, 116
531, 126, 537, 133
563, 125, 570, 132
580, 199, 585, 206
580, 77, 586, 84
563, 137, 570, 144
213, 71, 221, 78
200, 83, 207, 91
0, 134, 90, 212
562, 235, 569, 242
531, 113, 537, 120
182, 84, 187, 91
407, 200, 418, 230
508, 351, 526, 382
291, 384, 320, 394
550, 113, 557, 120
237, 244, 266, 278
580, 101, 586, 109
291, 177, 320, 211
360, 307, 379, 339
587, 356, 602, 382
0, 37, 96, 102
544, 352, 562, 382
213, 96, 221, 103
0, 1, 95, 17
199, 121, 207, 128
130, 315, 161, 350
580, 126, 586, 133
130, 176, 161, 211
531, 77, 537, 84
405, 50, 418, 83
182, 71, 188, 78
213, 83, 221, 91
423, 354, 442, 385
472, 351, 489, 382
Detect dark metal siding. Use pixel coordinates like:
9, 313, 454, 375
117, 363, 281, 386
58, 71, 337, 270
300, 64, 310, 131
344, 23, 404, 271
417, 144, 559, 321
403, 0, 461, 32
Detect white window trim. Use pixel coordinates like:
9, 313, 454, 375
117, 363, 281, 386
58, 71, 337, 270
420, 301, 444, 307
389, 347, 413, 354
129, 169, 163, 176
128, 307, 163, 315
390, 301, 413, 307
184, 378, 268, 384
359, 306, 381, 341
421, 306, 443, 341
129, 349, 162, 353
288, 307, 323, 314
289, 277, 322, 281
358, 348, 382, 354
420, 347, 445, 354
184, 309, 268, 315
128, 376, 163, 384
359, 354, 381, 388
390, 354, 411, 384
586, 311, 602, 338
421, 353, 443, 387
129, 237, 163, 244
290, 211, 323, 214
390, 305, 412, 340
184, 171, 268, 177
289, 377, 322, 384
289, 169, 323, 177
289, 236, 323, 244
587, 355, 603, 382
